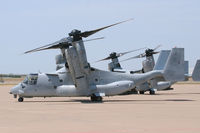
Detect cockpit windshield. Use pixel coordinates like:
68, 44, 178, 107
23, 74, 38, 85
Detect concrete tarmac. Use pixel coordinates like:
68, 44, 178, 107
0, 84, 200, 133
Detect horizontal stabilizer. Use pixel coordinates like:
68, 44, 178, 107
192, 60, 200, 81
163, 48, 185, 81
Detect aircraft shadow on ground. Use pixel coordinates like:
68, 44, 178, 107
23, 99, 195, 104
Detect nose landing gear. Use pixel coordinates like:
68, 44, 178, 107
13, 94, 17, 98
18, 97, 24, 102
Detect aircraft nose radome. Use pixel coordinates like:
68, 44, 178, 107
10, 87, 16, 94
10, 84, 21, 95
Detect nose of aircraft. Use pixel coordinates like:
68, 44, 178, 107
10, 84, 22, 95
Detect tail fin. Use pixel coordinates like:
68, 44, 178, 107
192, 60, 200, 81
163, 48, 185, 81
154, 50, 171, 70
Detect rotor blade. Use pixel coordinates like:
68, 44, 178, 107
24, 37, 105, 54
120, 53, 145, 62
152, 51, 160, 54
117, 47, 147, 57
24, 37, 69, 54
24, 44, 61, 54
95, 56, 112, 63
80, 18, 133, 38
76, 37, 105, 43
153, 45, 162, 51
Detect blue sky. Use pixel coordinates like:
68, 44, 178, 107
0, 0, 200, 74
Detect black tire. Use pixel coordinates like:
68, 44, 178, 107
18, 97, 24, 102
132, 89, 138, 94
139, 91, 145, 94
90, 95, 103, 102
149, 90, 155, 95
90, 96, 96, 101
96, 96, 102, 102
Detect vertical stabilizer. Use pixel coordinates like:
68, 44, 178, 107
154, 50, 171, 70
163, 48, 185, 81
192, 60, 200, 81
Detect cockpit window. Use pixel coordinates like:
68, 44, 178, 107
23, 74, 38, 85
23, 77, 28, 84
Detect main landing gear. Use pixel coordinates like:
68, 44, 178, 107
90, 95, 103, 102
18, 97, 24, 102
139, 90, 156, 95
149, 90, 156, 95
139, 91, 145, 94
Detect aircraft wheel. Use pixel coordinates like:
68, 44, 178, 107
90, 95, 103, 102
90, 96, 96, 101
139, 91, 145, 94
96, 96, 102, 102
130, 89, 138, 94
18, 97, 24, 102
149, 90, 155, 95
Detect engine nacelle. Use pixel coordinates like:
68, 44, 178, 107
55, 54, 67, 70
142, 56, 155, 73
55, 54, 66, 65
74, 41, 90, 75
108, 58, 122, 71
65, 47, 89, 90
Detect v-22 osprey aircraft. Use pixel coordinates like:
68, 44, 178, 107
10, 19, 190, 102
97, 46, 191, 95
